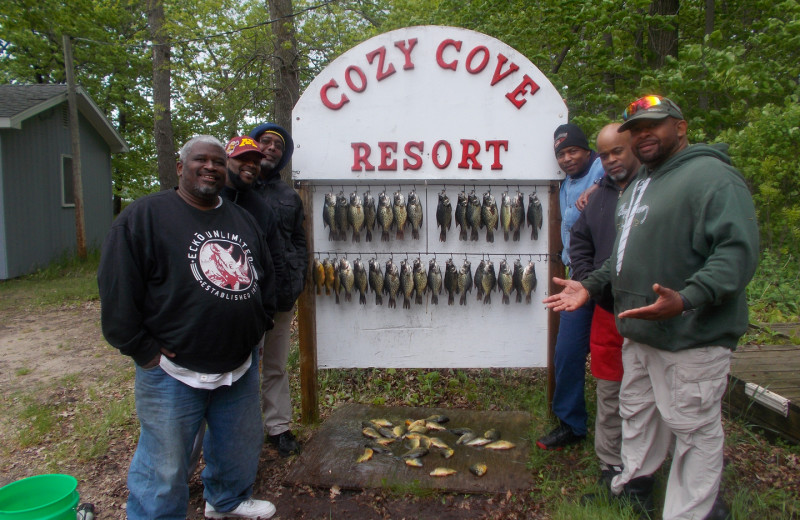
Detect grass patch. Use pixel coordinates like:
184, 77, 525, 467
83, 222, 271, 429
15, 367, 32, 376
0, 250, 100, 312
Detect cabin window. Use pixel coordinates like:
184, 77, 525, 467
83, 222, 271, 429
61, 155, 75, 207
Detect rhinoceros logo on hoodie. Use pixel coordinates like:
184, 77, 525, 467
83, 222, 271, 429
199, 242, 252, 290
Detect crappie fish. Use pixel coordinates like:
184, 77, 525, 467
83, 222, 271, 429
338, 258, 355, 303
393, 191, 408, 240
469, 463, 488, 477
511, 191, 525, 241
528, 193, 543, 240
322, 192, 338, 241
512, 259, 523, 303
500, 192, 512, 241
430, 467, 456, 477
485, 440, 516, 450
407, 190, 424, 240
405, 458, 423, 468
484, 429, 501, 441
426, 414, 450, 424
356, 447, 373, 463
466, 191, 482, 241
465, 436, 492, 447
481, 260, 497, 304
427, 259, 443, 305
313, 258, 325, 295
368, 258, 384, 306
436, 191, 452, 242
474, 260, 485, 302
521, 261, 537, 304
323, 258, 334, 296
455, 191, 468, 241
348, 192, 365, 243
444, 258, 459, 306
353, 258, 368, 305
377, 191, 394, 242
334, 192, 349, 241
458, 260, 473, 306
497, 259, 514, 305
412, 258, 428, 305
384, 259, 400, 309
399, 259, 414, 309
363, 191, 376, 242
481, 191, 499, 243
333, 258, 341, 304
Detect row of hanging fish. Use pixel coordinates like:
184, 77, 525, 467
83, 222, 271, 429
312, 256, 537, 307
322, 190, 424, 242
322, 188, 544, 243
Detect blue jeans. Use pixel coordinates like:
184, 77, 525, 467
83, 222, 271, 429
552, 300, 594, 436
126, 348, 263, 520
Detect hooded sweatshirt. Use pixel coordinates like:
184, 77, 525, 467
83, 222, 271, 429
581, 144, 759, 351
249, 123, 308, 311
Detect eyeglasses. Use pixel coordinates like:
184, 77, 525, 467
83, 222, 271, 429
622, 95, 667, 121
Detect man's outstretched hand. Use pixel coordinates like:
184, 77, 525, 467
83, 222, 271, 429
542, 277, 590, 312
617, 283, 684, 320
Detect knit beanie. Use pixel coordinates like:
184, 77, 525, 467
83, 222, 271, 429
553, 124, 590, 155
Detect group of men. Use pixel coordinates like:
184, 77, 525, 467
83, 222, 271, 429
98, 94, 758, 520
540, 96, 758, 520
98, 123, 306, 519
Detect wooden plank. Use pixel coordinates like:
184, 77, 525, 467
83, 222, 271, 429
285, 403, 533, 493
547, 180, 563, 416
725, 376, 800, 444
297, 182, 319, 425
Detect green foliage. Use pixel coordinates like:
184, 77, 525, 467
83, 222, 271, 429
745, 250, 800, 325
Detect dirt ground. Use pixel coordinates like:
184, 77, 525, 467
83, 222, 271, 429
1, 304, 798, 519
0, 303, 544, 519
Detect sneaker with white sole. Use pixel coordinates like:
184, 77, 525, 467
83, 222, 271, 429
205, 498, 276, 519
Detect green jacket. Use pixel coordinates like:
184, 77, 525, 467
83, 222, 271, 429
581, 144, 759, 351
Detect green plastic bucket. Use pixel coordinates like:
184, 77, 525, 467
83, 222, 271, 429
0, 474, 79, 520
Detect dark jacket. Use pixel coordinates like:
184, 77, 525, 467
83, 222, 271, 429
249, 123, 308, 311
569, 174, 628, 311
221, 184, 292, 309
582, 144, 760, 351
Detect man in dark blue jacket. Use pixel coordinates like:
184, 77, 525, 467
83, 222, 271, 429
249, 123, 308, 457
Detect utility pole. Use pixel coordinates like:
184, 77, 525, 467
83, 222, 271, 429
62, 34, 87, 259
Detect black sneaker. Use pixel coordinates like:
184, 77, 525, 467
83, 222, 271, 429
621, 476, 656, 520
703, 496, 731, 520
267, 430, 301, 457
536, 423, 586, 450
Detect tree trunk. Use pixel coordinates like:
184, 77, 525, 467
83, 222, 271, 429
267, 0, 300, 185
699, 0, 715, 111
648, 0, 679, 69
147, 0, 177, 190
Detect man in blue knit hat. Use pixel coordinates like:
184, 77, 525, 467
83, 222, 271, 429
249, 123, 308, 457
537, 123, 604, 451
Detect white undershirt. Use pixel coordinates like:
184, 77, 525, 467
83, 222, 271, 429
159, 352, 252, 390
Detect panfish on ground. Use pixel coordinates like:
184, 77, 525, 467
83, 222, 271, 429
356, 447, 373, 463
469, 463, 488, 477
485, 440, 516, 450
430, 467, 457, 477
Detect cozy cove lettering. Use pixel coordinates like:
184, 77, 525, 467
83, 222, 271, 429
318, 36, 539, 173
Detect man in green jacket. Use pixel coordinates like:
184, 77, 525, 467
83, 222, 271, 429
544, 95, 759, 520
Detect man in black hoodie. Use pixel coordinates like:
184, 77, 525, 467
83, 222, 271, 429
570, 123, 639, 489
249, 123, 308, 457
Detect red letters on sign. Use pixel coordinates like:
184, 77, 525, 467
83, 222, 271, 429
351, 143, 375, 171
319, 35, 542, 111
351, 139, 509, 172
505, 74, 540, 109
366, 47, 397, 81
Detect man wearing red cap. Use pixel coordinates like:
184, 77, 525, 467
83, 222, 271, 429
544, 96, 759, 520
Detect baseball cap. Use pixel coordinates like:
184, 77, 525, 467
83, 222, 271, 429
225, 136, 266, 159
619, 95, 684, 131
